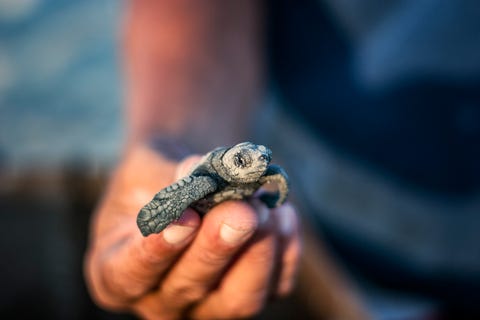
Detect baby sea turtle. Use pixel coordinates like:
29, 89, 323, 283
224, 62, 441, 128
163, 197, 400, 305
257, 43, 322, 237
137, 142, 289, 236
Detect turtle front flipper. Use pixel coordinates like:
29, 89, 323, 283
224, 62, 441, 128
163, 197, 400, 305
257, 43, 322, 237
137, 175, 217, 236
258, 164, 290, 208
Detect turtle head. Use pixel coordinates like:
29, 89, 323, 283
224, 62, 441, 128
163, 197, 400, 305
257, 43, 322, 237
216, 142, 272, 183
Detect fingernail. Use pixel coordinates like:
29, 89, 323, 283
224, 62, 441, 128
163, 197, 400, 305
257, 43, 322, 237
278, 204, 296, 236
257, 205, 270, 225
250, 199, 270, 226
220, 223, 254, 245
163, 225, 196, 244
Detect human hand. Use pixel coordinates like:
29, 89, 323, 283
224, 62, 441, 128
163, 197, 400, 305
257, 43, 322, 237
84, 144, 301, 319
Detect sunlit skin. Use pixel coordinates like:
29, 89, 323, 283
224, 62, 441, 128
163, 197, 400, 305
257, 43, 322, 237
85, 146, 301, 319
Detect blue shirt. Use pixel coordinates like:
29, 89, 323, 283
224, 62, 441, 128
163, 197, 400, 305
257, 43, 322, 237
268, 0, 480, 195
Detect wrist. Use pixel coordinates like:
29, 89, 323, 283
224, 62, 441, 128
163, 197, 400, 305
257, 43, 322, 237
147, 136, 193, 162
123, 135, 194, 163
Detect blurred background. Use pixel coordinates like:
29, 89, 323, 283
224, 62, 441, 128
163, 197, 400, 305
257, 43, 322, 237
0, 0, 127, 319
1, 0, 480, 319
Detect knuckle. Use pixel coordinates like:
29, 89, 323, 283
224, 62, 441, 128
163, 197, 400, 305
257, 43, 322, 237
195, 245, 230, 267
102, 260, 144, 299
109, 278, 145, 298
90, 258, 146, 309
166, 281, 210, 304
91, 291, 126, 311
223, 298, 264, 318
85, 255, 129, 311
88, 270, 129, 311
182, 285, 210, 303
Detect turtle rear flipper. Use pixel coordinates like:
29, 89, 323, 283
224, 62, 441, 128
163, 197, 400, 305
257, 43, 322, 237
137, 175, 217, 236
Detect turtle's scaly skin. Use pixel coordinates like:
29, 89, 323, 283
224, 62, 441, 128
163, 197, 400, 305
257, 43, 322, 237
137, 142, 289, 236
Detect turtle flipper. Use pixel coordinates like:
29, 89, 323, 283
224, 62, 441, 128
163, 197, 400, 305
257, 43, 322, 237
258, 164, 289, 208
137, 175, 217, 236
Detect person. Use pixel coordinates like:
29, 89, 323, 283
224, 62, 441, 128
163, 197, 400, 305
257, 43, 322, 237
84, 2, 304, 319
85, 0, 480, 319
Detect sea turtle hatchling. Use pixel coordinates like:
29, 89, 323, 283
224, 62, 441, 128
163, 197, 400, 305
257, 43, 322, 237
137, 142, 289, 236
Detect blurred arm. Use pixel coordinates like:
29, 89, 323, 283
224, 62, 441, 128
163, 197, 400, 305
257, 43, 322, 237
123, 0, 265, 150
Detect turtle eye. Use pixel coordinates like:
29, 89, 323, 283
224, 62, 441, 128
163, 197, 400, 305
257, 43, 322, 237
234, 153, 247, 168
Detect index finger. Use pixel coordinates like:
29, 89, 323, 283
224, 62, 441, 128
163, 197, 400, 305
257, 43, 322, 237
86, 208, 201, 308
86, 153, 206, 308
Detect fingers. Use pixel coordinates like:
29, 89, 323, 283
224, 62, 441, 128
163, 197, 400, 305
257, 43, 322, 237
191, 204, 278, 319
87, 154, 205, 308
190, 202, 301, 319
135, 202, 301, 320
87, 148, 302, 319
153, 201, 259, 314
272, 203, 301, 296
86, 209, 201, 308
